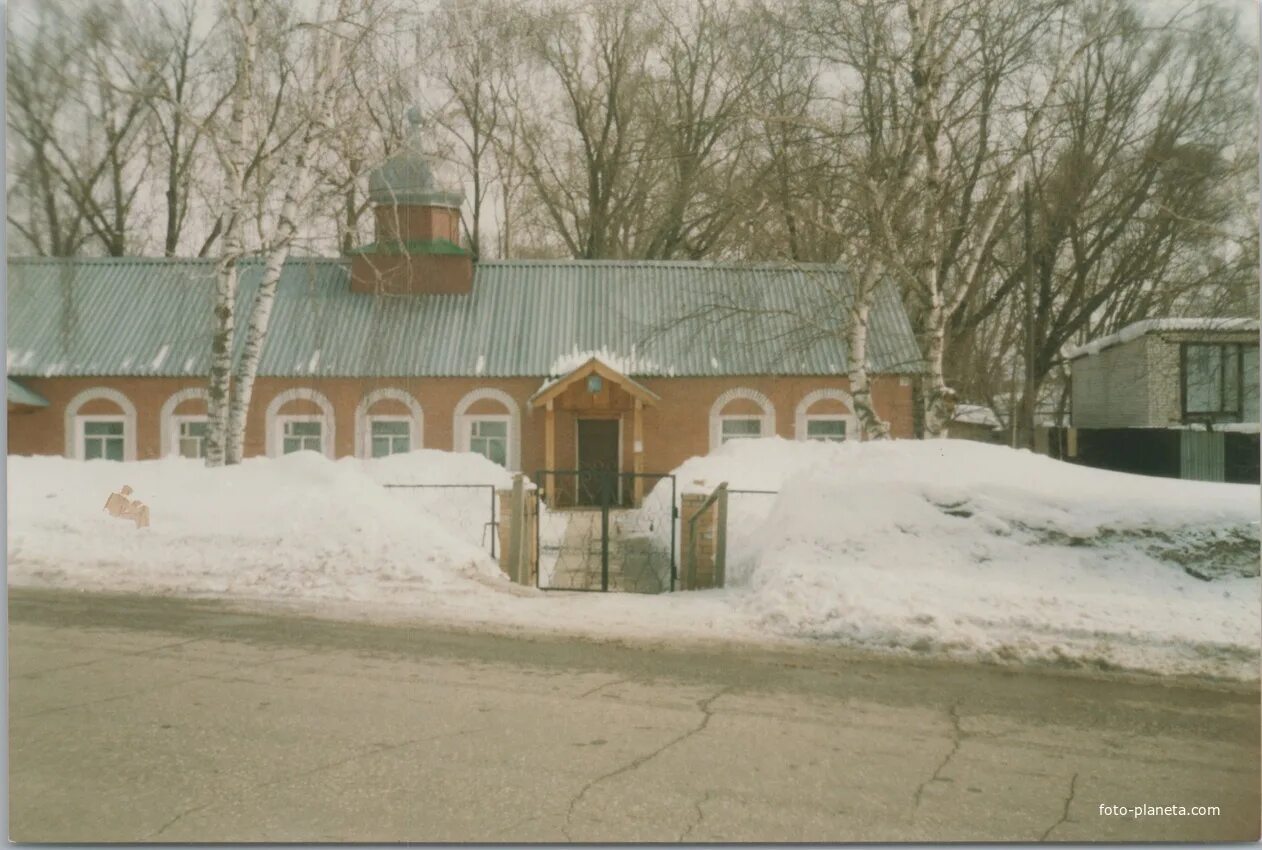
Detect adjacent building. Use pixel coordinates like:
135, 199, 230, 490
1065, 318, 1260, 482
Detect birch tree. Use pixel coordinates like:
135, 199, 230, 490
203, 0, 259, 467
223, 0, 378, 464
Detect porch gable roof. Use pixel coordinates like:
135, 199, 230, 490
529, 357, 660, 408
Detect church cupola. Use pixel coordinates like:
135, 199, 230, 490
350, 108, 473, 295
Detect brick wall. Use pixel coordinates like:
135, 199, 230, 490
9, 372, 915, 473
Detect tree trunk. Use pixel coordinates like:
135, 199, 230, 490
204, 0, 256, 467
846, 268, 891, 440
225, 225, 292, 464
922, 293, 955, 438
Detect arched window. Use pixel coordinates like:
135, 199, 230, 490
794, 388, 860, 442
64, 387, 138, 461
264, 388, 336, 458
354, 388, 424, 458
453, 388, 521, 470
159, 387, 210, 458
708, 388, 775, 452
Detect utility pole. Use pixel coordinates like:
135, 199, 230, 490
1021, 179, 1035, 450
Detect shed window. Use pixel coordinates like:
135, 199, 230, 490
468, 418, 508, 466
1184, 343, 1258, 421
720, 417, 763, 443
370, 419, 411, 458
806, 418, 847, 442
1243, 347, 1259, 422
178, 419, 209, 459
81, 419, 126, 461
281, 419, 324, 454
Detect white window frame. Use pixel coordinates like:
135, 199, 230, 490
718, 415, 764, 444
708, 387, 775, 452
171, 415, 210, 458
264, 388, 336, 458
794, 389, 860, 442
276, 415, 327, 456
159, 387, 210, 458
803, 414, 849, 442
453, 388, 521, 470
77, 415, 128, 462
366, 415, 414, 458
354, 388, 424, 458
466, 415, 512, 467
64, 386, 137, 460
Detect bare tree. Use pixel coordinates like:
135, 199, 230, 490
6, 0, 165, 256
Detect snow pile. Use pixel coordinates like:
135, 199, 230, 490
358, 448, 514, 488
7, 452, 512, 604
676, 439, 1259, 678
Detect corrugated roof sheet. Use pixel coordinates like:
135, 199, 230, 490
7, 257, 925, 378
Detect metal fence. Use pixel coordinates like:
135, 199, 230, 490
535, 470, 676, 593
382, 484, 499, 557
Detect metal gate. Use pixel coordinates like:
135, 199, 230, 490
1181, 430, 1226, 481
534, 470, 676, 593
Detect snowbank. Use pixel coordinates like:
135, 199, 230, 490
9, 441, 1259, 680
7, 451, 511, 604
658, 439, 1260, 678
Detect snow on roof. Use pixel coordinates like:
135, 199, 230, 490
1063, 318, 1259, 360
546, 346, 661, 379
951, 404, 1001, 428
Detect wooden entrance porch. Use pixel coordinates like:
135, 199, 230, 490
529, 357, 660, 507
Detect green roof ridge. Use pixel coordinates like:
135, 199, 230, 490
347, 239, 469, 257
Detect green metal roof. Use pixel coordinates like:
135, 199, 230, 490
7, 377, 48, 407
7, 257, 925, 379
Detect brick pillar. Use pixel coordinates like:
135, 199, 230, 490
497, 480, 538, 585
679, 491, 719, 590
497, 489, 513, 578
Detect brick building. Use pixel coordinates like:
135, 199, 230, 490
7, 137, 923, 502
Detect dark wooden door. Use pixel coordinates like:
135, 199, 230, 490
577, 419, 620, 505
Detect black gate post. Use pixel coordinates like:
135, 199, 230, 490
669, 476, 677, 592
600, 471, 611, 592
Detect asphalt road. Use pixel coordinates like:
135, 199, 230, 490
8, 587, 1260, 842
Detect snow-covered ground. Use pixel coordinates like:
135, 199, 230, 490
7, 441, 1259, 680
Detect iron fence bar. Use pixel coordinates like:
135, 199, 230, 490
670, 476, 677, 592
600, 476, 610, 592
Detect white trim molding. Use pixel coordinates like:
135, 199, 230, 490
709, 387, 775, 451
64, 386, 138, 460
794, 388, 860, 441
264, 387, 336, 458
453, 388, 521, 470
159, 387, 210, 457
354, 388, 424, 458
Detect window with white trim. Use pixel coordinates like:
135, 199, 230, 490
177, 418, 209, 458
80, 418, 126, 461
805, 416, 847, 442
468, 417, 509, 466
280, 418, 324, 454
720, 417, 763, 443
369, 418, 411, 457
